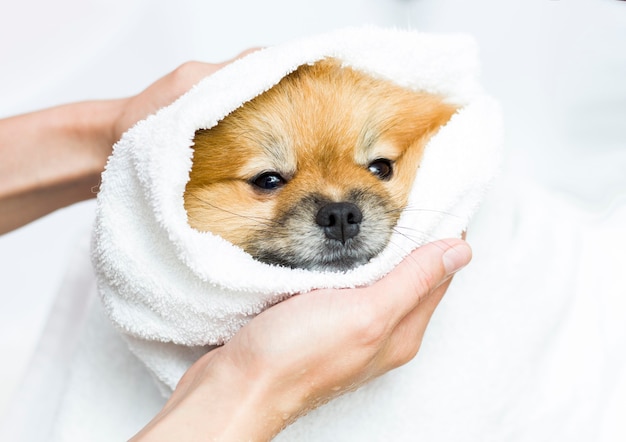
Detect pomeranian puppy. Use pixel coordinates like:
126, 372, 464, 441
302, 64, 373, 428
184, 58, 456, 271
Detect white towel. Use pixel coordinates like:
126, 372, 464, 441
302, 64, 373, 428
92, 27, 502, 393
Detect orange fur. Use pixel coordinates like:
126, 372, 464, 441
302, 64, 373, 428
184, 58, 456, 270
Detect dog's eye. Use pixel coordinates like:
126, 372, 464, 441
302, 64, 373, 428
251, 172, 286, 190
367, 159, 393, 180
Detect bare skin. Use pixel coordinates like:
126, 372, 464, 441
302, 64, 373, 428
0, 52, 256, 234
0, 52, 472, 441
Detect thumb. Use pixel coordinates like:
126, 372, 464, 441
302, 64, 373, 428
365, 239, 472, 326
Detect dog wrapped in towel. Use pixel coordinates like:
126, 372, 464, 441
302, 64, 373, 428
91, 27, 502, 439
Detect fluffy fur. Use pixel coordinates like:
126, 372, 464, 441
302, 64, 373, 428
184, 59, 456, 271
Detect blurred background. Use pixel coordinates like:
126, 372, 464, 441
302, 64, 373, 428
1, 0, 624, 419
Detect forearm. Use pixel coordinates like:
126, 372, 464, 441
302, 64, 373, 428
0, 100, 124, 233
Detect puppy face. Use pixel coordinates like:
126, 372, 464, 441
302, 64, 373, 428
184, 59, 456, 271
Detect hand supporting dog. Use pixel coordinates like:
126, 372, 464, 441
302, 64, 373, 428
131, 238, 471, 441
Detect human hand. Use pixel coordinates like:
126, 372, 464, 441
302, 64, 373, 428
132, 238, 472, 441
0, 49, 259, 233
110, 48, 260, 145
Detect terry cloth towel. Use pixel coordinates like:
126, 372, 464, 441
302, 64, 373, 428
92, 27, 502, 392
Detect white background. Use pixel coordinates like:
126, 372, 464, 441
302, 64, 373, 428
1, 0, 625, 420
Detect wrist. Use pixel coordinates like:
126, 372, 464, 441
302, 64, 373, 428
211, 350, 295, 441
0, 100, 124, 233
132, 348, 300, 441
61, 99, 125, 178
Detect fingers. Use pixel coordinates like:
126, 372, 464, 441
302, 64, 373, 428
380, 273, 454, 368
158, 47, 263, 102
361, 239, 471, 370
161, 61, 222, 94
440, 238, 472, 276
113, 48, 263, 142
217, 47, 264, 67
364, 239, 472, 328
175, 48, 263, 88
151, 48, 263, 100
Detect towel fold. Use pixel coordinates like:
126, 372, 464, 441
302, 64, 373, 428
92, 27, 502, 392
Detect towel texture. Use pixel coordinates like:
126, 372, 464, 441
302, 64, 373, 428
92, 27, 502, 392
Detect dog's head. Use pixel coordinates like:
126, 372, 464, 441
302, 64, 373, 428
184, 59, 456, 271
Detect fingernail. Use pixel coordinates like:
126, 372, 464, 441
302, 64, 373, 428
442, 242, 472, 275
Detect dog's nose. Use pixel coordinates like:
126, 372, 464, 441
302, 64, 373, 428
315, 202, 363, 243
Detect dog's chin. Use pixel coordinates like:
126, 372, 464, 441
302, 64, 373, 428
256, 254, 370, 272
252, 245, 380, 272
307, 257, 371, 272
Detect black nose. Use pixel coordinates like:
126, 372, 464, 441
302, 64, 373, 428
315, 202, 363, 243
